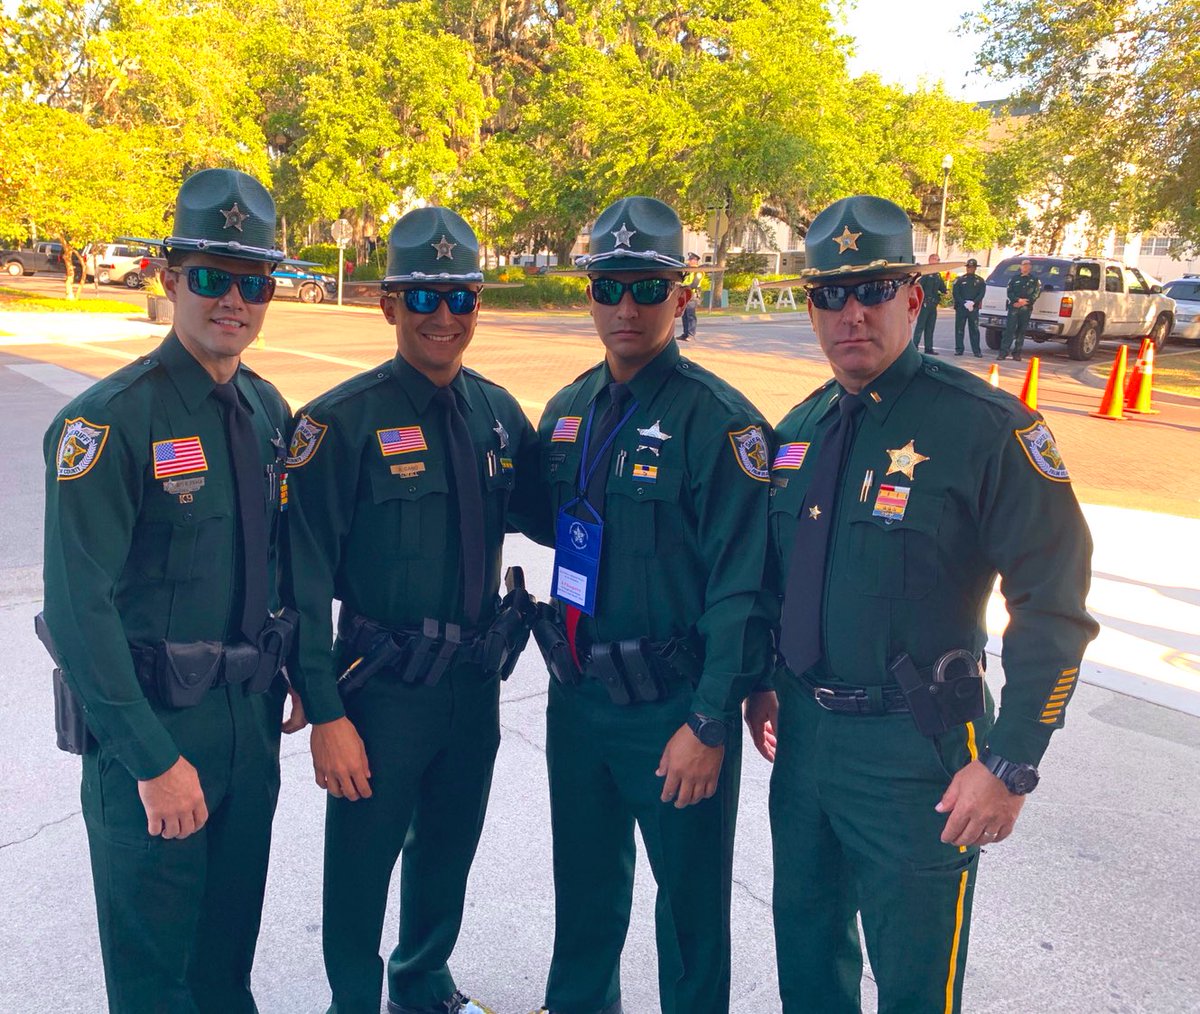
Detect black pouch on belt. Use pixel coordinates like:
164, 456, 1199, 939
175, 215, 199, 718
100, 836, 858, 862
155, 640, 223, 708
532, 607, 581, 686
889, 651, 985, 738
588, 642, 633, 706
616, 638, 667, 703
52, 667, 93, 754
245, 608, 299, 693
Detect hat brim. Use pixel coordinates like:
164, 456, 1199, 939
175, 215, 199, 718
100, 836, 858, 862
556, 249, 688, 276
379, 279, 523, 290
798, 260, 963, 283
163, 237, 285, 264
383, 270, 485, 284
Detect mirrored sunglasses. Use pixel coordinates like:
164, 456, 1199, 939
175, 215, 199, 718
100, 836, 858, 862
589, 277, 676, 306
395, 287, 479, 315
806, 276, 915, 312
173, 266, 276, 304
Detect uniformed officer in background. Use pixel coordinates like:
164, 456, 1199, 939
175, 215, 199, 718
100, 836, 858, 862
911, 252, 945, 354
41, 167, 305, 1012
754, 195, 1097, 1012
285, 207, 544, 1014
1000, 258, 1043, 361
529, 196, 774, 1014
952, 257, 987, 356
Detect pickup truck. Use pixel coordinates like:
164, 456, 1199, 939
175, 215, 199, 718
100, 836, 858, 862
977, 256, 1176, 360
1, 242, 68, 276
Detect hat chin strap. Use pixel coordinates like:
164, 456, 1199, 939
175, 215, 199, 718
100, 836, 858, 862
163, 237, 286, 263
574, 248, 686, 270
382, 270, 485, 284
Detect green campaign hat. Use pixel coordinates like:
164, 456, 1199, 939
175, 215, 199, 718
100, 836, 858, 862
383, 206, 483, 286
801, 195, 959, 282
163, 168, 284, 264
564, 196, 688, 274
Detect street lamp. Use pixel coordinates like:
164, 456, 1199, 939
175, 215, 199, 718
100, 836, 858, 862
936, 153, 953, 259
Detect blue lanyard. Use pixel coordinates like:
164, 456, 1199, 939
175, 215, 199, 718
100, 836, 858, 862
573, 394, 638, 506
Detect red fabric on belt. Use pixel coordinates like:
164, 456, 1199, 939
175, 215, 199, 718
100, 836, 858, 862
565, 604, 582, 667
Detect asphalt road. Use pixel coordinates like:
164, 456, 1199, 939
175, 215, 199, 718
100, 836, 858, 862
1, 290, 1198, 1012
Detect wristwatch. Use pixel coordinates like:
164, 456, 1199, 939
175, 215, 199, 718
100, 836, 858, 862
686, 713, 727, 748
980, 747, 1040, 795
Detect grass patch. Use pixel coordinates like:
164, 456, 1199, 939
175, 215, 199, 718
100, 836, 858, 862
0, 286, 143, 314
1153, 349, 1200, 396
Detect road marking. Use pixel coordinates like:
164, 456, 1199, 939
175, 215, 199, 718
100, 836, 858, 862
5, 363, 95, 398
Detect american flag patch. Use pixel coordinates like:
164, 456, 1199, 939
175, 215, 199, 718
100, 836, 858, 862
377, 426, 427, 456
871, 484, 910, 522
773, 442, 809, 470
552, 416, 582, 442
152, 436, 208, 479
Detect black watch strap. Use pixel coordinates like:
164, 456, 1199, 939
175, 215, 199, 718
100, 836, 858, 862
686, 712, 727, 747
980, 747, 1040, 795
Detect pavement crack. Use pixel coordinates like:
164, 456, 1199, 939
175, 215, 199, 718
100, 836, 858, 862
501, 722, 546, 755
0, 809, 80, 850
732, 874, 771, 910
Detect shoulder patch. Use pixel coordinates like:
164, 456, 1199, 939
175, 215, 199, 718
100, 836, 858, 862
728, 425, 770, 481
55, 417, 110, 480
1015, 421, 1070, 482
287, 414, 329, 467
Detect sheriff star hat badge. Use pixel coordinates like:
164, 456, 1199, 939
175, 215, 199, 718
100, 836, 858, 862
560, 196, 689, 274
163, 168, 284, 264
384, 207, 483, 285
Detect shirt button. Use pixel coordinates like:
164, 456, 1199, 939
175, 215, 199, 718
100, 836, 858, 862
408, 486, 417, 493
377, 372, 386, 379
636, 488, 645, 496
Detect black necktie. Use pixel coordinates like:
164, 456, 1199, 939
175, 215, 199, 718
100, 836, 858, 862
779, 393, 864, 675
583, 382, 632, 515
211, 382, 268, 642
434, 386, 485, 625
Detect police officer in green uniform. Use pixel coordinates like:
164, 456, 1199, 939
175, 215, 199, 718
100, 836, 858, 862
529, 197, 774, 1014
285, 207, 544, 1014
911, 252, 946, 354
952, 258, 987, 357
41, 168, 304, 1013
753, 195, 1097, 1012
1000, 258, 1042, 361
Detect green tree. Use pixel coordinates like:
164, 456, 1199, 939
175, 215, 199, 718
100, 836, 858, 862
969, 0, 1200, 248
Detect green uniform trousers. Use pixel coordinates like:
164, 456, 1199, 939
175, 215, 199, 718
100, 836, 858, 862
322, 661, 501, 1014
81, 681, 286, 1014
1001, 307, 1032, 357
912, 304, 938, 352
953, 307, 981, 355
543, 677, 741, 1014
769, 676, 988, 1014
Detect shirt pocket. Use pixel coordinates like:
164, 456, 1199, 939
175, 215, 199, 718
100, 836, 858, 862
846, 490, 944, 598
605, 465, 685, 555
129, 495, 233, 584
768, 479, 809, 570
369, 458, 450, 559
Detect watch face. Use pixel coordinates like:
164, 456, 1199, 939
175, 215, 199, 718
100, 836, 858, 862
690, 715, 726, 747
1009, 766, 1040, 795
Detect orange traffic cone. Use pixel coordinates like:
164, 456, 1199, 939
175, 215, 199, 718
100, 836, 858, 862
1091, 345, 1128, 420
1018, 356, 1040, 411
1124, 339, 1149, 399
1125, 340, 1159, 415
987, 363, 1000, 388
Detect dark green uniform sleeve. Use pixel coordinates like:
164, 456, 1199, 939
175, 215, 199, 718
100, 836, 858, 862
42, 416, 180, 780
687, 413, 775, 722
504, 409, 553, 546
977, 418, 1097, 765
284, 411, 359, 724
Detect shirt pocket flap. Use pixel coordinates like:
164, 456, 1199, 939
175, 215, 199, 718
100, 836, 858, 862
607, 465, 683, 503
370, 458, 448, 502
848, 488, 943, 534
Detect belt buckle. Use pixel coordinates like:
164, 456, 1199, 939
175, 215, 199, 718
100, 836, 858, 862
813, 686, 838, 710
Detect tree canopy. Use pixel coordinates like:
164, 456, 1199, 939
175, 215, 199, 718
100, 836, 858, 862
3, 0, 1021, 296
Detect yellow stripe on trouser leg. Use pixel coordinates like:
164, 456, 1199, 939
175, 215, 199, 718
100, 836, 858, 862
965, 721, 978, 762
944, 869, 970, 1014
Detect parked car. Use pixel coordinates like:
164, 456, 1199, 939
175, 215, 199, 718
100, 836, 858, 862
271, 266, 337, 304
1161, 277, 1200, 342
82, 243, 157, 287
0, 241, 68, 276
976, 256, 1176, 360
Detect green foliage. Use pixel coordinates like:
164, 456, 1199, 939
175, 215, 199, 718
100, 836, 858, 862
296, 243, 341, 271
0, 286, 144, 313
480, 274, 589, 309
969, 0, 1200, 250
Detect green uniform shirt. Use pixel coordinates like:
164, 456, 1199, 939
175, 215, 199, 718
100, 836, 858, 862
42, 332, 290, 779
539, 341, 774, 721
918, 272, 947, 307
952, 273, 987, 309
769, 343, 1097, 765
285, 354, 544, 724
1006, 273, 1042, 309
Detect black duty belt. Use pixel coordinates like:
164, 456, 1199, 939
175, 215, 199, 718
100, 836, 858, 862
798, 673, 910, 715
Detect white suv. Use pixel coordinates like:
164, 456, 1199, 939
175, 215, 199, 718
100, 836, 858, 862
82, 243, 156, 287
977, 256, 1176, 360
